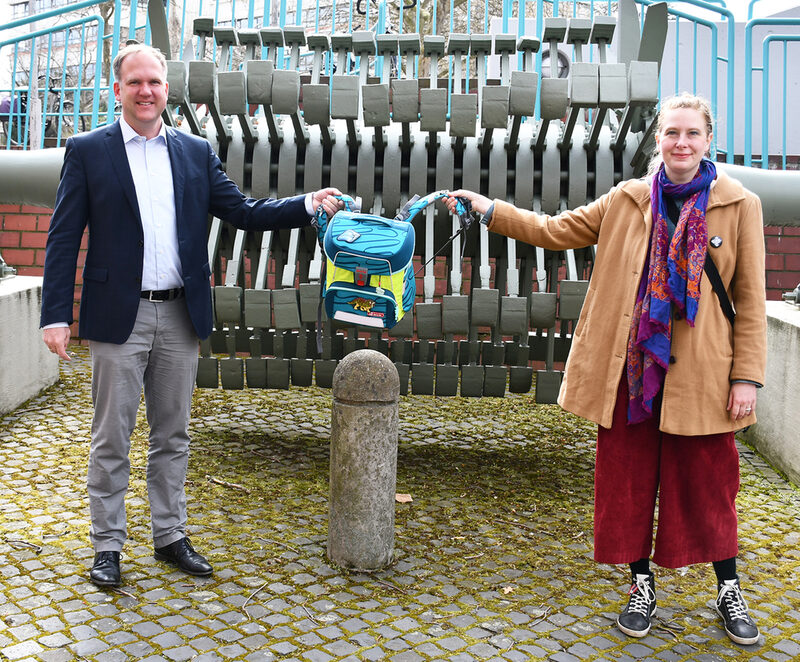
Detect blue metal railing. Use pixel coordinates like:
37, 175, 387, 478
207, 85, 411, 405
1, 0, 798, 168
633, 0, 736, 163
0, 0, 118, 148
744, 17, 800, 168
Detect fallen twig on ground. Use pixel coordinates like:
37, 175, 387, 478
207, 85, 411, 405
206, 475, 251, 493
257, 537, 301, 554
530, 605, 552, 627
301, 604, 319, 624
491, 518, 536, 532
371, 577, 408, 594
3, 538, 42, 553
241, 580, 270, 619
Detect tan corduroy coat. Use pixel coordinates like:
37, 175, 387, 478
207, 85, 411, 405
488, 170, 766, 436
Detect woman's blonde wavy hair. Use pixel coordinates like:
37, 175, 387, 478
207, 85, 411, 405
647, 92, 714, 176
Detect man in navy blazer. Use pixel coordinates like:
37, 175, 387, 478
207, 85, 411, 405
41, 43, 341, 587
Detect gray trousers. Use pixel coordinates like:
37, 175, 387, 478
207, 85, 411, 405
88, 298, 199, 552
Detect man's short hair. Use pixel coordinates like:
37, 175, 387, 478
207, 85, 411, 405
112, 44, 168, 81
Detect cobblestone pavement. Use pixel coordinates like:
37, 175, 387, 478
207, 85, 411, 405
1, 347, 799, 662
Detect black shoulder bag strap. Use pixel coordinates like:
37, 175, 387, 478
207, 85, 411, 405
666, 198, 735, 327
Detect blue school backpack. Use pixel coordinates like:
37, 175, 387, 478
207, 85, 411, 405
312, 191, 472, 330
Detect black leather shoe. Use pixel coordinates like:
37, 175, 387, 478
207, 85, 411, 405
90, 551, 121, 587
154, 537, 212, 576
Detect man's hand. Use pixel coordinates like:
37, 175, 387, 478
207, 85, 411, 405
311, 187, 344, 220
727, 382, 756, 421
446, 189, 492, 216
43, 327, 71, 361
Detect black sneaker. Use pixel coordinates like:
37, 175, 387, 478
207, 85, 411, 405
617, 573, 657, 638
716, 579, 760, 645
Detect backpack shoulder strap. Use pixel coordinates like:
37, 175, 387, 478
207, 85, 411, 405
703, 252, 736, 326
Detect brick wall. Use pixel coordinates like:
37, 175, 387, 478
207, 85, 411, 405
2, 207, 798, 339
0, 204, 87, 339
764, 226, 800, 300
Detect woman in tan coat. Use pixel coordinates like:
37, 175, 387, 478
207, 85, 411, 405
447, 94, 766, 646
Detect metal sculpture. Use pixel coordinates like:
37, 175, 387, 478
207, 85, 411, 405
1, 3, 798, 399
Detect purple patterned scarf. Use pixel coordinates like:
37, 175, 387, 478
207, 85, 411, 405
626, 158, 716, 424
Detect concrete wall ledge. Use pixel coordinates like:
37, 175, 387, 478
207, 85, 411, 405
743, 301, 800, 486
0, 276, 59, 414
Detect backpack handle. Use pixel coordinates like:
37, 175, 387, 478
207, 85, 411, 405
311, 194, 362, 242
394, 190, 473, 227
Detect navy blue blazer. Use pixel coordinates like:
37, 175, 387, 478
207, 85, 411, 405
41, 121, 309, 343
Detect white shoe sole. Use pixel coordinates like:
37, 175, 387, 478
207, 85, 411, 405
716, 608, 759, 646
724, 630, 759, 646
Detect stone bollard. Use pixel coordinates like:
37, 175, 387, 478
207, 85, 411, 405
328, 349, 400, 570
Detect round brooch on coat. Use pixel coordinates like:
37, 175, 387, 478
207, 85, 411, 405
710, 235, 723, 248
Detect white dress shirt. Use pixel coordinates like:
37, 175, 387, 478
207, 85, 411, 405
120, 117, 183, 291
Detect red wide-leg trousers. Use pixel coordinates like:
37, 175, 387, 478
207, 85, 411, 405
593, 378, 740, 569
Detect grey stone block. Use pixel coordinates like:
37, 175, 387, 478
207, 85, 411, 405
569, 62, 599, 107
481, 86, 510, 129
540, 77, 569, 120
628, 60, 659, 104
391, 79, 419, 123
271, 69, 301, 115
188, 61, 216, 104
302, 84, 330, 126
244, 60, 274, 104
331, 75, 360, 119
509, 71, 538, 116
167, 61, 188, 105
599, 62, 628, 107
218, 71, 247, 115
419, 88, 447, 132
362, 84, 391, 127
449, 94, 477, 137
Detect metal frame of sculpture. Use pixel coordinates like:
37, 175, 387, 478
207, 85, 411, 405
1, 1, 799, 398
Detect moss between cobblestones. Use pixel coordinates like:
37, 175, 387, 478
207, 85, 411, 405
1, 346, 799, 661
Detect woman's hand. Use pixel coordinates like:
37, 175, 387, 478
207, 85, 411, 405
727, 382, 757, 421
446, 190, 492, 216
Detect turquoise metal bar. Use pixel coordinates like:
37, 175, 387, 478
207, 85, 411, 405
0, 0, 105, 31
89, 23, 103, 133
0, 17, 103, 55
673, 15, 680, 95
760, 35, 800, 170
0, 15, 103, 146
108, 3, 121, 126
128, 0, 138, 43
635, 0, 734, 162
178, 0, 188, 60
744, 18, 800, 167
144, 1, 152, 45
0, 0, 795, 169
747, 0, 767, 21
782, 41, 788, 171
645, 6, 720, 111
0, 0, 119, 131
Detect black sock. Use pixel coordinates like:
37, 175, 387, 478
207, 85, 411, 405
713, 557, 737, 584
630, 558, 651, 577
